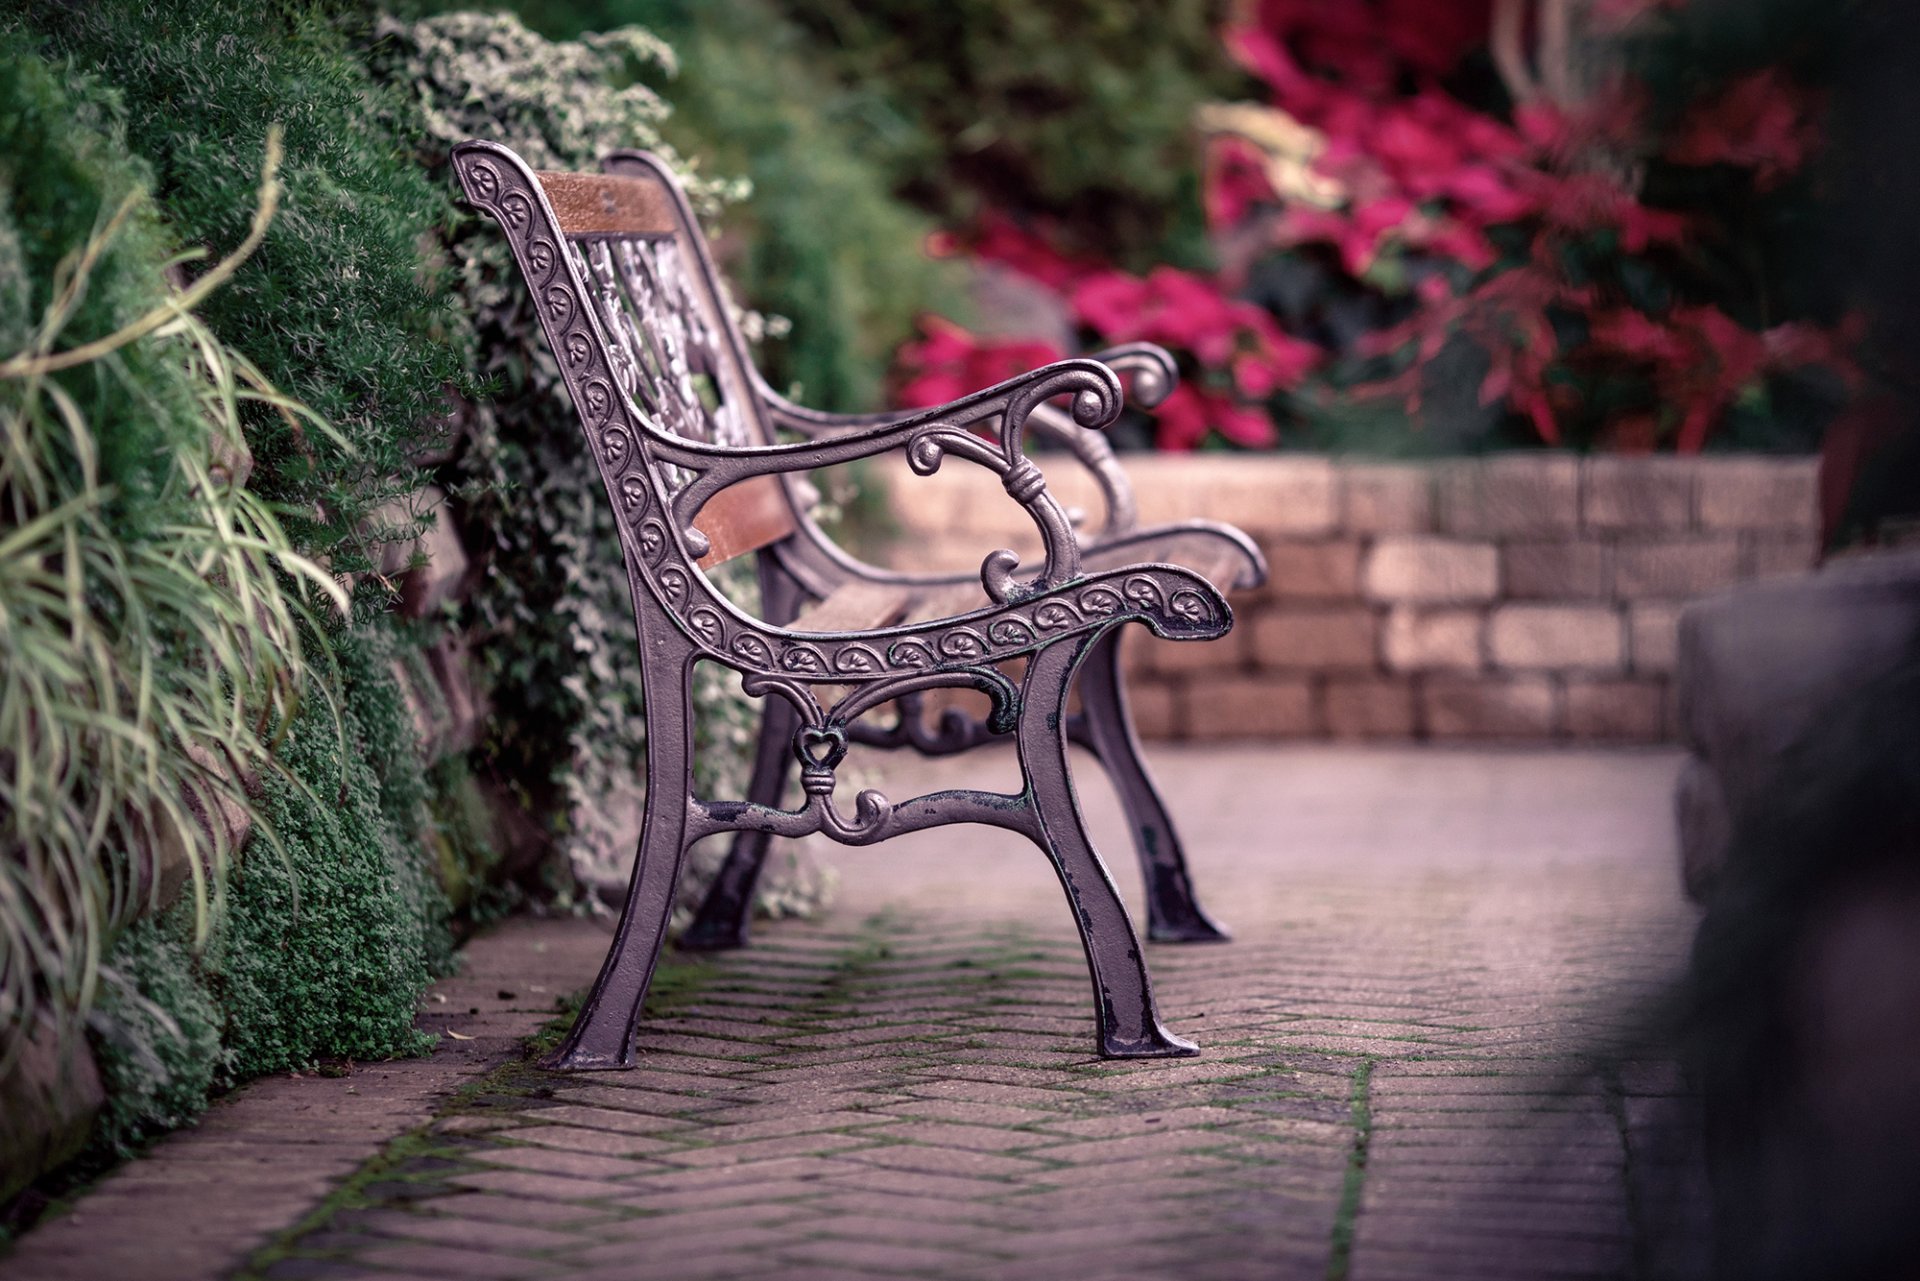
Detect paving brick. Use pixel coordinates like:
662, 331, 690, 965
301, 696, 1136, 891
1421, 676, 1557, 738
1183, 672, 1316, 738
1486, 605, 1624, 671
1249, 605, 1377, 670
352, 1241, 554, 1279
1697, 456, 1818, 531
476, 1144, 647, 1181
1612, 537, 1742, 599
1436, 456, 1581, 537
1581, 457, 1695, 532
1502, 540, 1612, 600
1563, 679, 1665, 742
23, 748, 1707, 1281
1381, 607, 1483, 672
1363, 538, 1499, 604
1256, 538, 1365, 600
1340, 462, 1433, 534
1323, 677, 1418, 739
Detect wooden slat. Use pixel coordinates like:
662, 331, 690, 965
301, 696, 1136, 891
787, 580, 913, 634
537, 171, 678, 236
693, 474, 798, 569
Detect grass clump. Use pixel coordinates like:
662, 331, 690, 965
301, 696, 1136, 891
0, 43, 345, 1089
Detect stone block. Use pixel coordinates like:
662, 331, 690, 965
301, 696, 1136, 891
1257, 539, 1363, 601
1564, 678, 1665, 741
1184, 673, 1316, 738
1697, 457, 1819, 532
1250, 606, 1378, 670
1613, 537, 1741, 599
1339, 462, 1432, 534
1128, 455, 1337, 537
1435, 455, 1581, 537
426, 635, 484, 755
1324, 677, 1417, 738
1421, 675, 1557, 739
1676, 757, 1730, 902
1487, 605, 1625, 671
1502, 540, 1612, 599
1582, 457, 1695, 532
1628, 602, 1682, 674
1741, 532, 1821, 581
372, 486, 471, 618
0, 1016, 105, 1203
1362, 537, 1499, 604
1381, 607, 1484, 671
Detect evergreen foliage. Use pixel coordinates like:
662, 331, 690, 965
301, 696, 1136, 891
88, 913, 221, 1157
770, 0, 1235, 270
19, 0, 471, 573
209, 632, 445, 1077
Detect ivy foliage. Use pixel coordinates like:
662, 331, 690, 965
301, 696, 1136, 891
367, 12, 764, 905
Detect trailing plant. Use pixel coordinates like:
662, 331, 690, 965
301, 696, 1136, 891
366, 12, 775, 913
0, 46, 346, 1085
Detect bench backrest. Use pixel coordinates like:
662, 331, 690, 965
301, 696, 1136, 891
463, 143, 797, 569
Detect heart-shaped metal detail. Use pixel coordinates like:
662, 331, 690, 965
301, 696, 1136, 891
793, 725, 848, 771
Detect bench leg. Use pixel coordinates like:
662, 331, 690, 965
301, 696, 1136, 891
678, 695, 798, 952
545, 628, 698, 1070
1076, 630, 1232, 943
1021, 637, 1199, 1060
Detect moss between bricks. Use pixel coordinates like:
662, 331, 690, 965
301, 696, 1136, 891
230, 951, 714, 1281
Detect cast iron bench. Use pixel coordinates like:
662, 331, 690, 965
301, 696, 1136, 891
454, 140, 1266, 1067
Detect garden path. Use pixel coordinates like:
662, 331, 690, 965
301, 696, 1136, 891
2, 745, 1710, 1281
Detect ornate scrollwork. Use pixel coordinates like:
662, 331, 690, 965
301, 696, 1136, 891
452, 140, 1231, 696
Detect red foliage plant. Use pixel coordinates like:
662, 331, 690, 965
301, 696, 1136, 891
1218, 0, 1853, 452
894, 0, 1856, 453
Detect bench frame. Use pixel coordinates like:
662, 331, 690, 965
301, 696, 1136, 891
454, 140, 1266, 1066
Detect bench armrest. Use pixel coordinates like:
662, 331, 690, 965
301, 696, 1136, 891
749, 343, 1176, 542
654, 356, 1131, 602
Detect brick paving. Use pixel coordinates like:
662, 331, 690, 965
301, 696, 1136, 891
2, 746, 1710, 1280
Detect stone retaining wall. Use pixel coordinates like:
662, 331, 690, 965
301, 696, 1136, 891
865, 452, 1821, 742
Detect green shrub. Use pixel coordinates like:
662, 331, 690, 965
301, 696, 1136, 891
210, 634, 445, 1076
498, 0, 963, 412
20, 0, 471, 573
767, 0, 1235, 270
88, 913, 222, 1157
